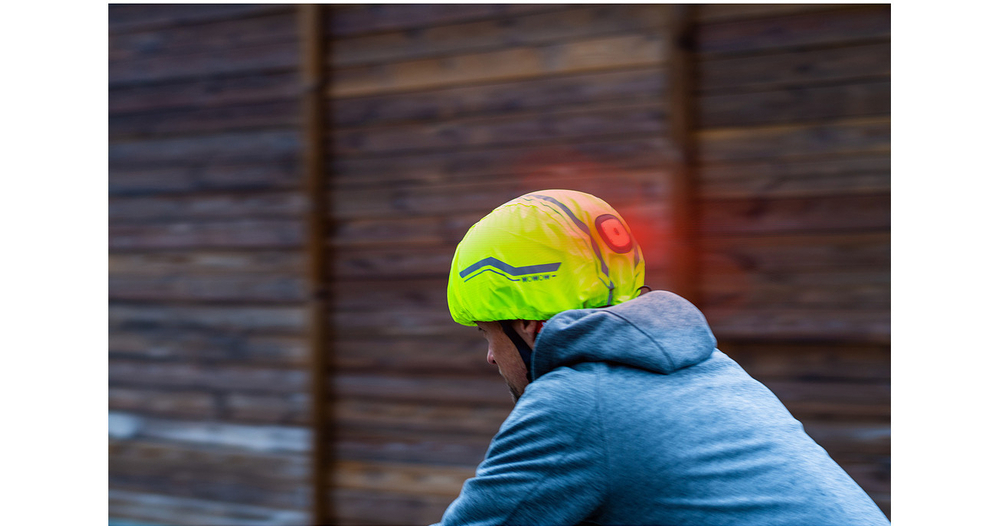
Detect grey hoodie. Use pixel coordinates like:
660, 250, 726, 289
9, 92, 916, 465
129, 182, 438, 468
433, 291, 889, 526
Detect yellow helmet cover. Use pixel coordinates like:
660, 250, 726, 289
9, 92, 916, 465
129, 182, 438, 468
447, 189, 645, 326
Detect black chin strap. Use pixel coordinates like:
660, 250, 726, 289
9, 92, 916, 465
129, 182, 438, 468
499, 320, 534, 380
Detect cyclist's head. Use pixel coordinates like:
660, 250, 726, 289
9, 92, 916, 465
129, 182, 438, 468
447, 189, 645, 326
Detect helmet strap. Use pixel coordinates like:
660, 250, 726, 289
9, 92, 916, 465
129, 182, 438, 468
499, 320, 533, 382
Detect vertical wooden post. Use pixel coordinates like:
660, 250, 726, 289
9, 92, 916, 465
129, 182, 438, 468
299, 4, 331, 525
666, 4, 701, 305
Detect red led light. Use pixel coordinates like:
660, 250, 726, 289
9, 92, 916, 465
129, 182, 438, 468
595, 214, 632, 253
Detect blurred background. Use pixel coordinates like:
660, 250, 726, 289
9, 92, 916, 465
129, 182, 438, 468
108, 4, 890, 525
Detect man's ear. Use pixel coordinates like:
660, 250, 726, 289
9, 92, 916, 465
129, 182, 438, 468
513, 320, 542, 350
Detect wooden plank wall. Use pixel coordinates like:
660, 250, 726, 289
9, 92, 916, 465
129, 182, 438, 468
326, 5, 675, 524
109, 5, 312, 525
693, 4, 891, 518
108, 4, 890, 525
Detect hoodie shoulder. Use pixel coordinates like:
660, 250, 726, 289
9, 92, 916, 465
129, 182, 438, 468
532, 291, 717, 378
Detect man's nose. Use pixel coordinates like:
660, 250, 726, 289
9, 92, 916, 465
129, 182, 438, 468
486, 349, 496, 365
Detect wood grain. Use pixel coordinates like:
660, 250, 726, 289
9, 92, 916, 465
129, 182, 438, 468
110, 10, 297, 63
334, 67, 664, 127
109, 100, 300, 139
698, 117, 891, 163
109, 330, 308, 367
332, 135, 676, 189
705, 307, 890, 343
699, 80, 890, 128
333, 5, 667, 67
110, 160, 302, 196
698, 41, 890, 93
108, 488, 307, 526
699, 153, 890, 199
331, 33, 665, 97
329, 4, 560, 37
696, 6, 891, 55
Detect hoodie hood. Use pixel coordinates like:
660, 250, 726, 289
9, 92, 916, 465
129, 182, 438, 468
531, 291, 716, 380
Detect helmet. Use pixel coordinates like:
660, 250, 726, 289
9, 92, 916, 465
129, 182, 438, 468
447, 189, 645, 326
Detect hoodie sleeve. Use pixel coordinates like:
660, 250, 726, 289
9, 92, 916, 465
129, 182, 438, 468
431, 371, 607, 526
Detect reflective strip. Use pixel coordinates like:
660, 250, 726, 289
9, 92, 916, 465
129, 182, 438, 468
459, 256, 561, 279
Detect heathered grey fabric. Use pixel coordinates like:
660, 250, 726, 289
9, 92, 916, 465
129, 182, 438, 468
433, 291, 889, 526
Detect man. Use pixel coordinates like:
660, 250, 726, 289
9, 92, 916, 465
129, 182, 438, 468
434, 190, 889, 525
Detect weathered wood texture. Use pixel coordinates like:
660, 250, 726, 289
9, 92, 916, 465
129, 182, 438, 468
324, 5, 675, 524
109, 5, 312, 526
693, 4, 890, 517
109, 4, 890, 525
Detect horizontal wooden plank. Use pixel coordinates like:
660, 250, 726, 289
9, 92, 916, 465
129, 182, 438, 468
698, 41, 890, 93
109, 4, 287, 34
110, 191, 304, 223
334, 67, 664, 127
333, 5, 667, 67
110, 330, 308, 367
801, 421, 891, 458
721, 341, 889, 383
110, 130, 300, 166
110, 160, 302, 196
701, 193, 890, 235
109, 360, 307, 394
700, 231, 890, 275
696, 6, 891, 55
110, 41, 299, 86
695, 4, 845, 23
329, 4, 558, 37
840, 458, 890, 496
332, 135, 676, 189
702, 269, 889, 310
108, 466, 310, 512
335, 398, 507, 437
108, 488, 307, 526
332, 211, 484, 249
332, 459, 472, 498
110, 386, 308, 424
765, 379, 890, 420
109, 411, 310, 453
701, 232, 889, 274
333, 373, 512, 406
110, 71, 300, 115
110, 387, 216, 419
110, 251, 304, 275
334, 245, 457, 280
332, 167, 668, 220
109, 274, 305, 303
109, 304, 306, 334
699, 153, 890, 199
108, 384, 309, 425
333, 278, 447, 314
705, 307, 890, 343
335, 100, 666, 156
109, 100, 300, 140
333, 488, 454, 526
110, 438, 306, 481
110, 10, 297, 63
698, 117, 891, 163
332, 32, 664, 98
334, 426, 490, 467
699, 80, 890, 128
110, 219, 305, 250
333, 334, 492, 374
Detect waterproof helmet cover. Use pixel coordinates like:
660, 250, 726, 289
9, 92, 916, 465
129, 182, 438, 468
447, 189, 645, 326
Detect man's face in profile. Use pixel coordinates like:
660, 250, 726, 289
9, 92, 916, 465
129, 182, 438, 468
476, 321, 530, 403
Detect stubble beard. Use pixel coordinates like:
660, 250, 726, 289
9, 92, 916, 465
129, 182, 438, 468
506, 381, 521, 404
